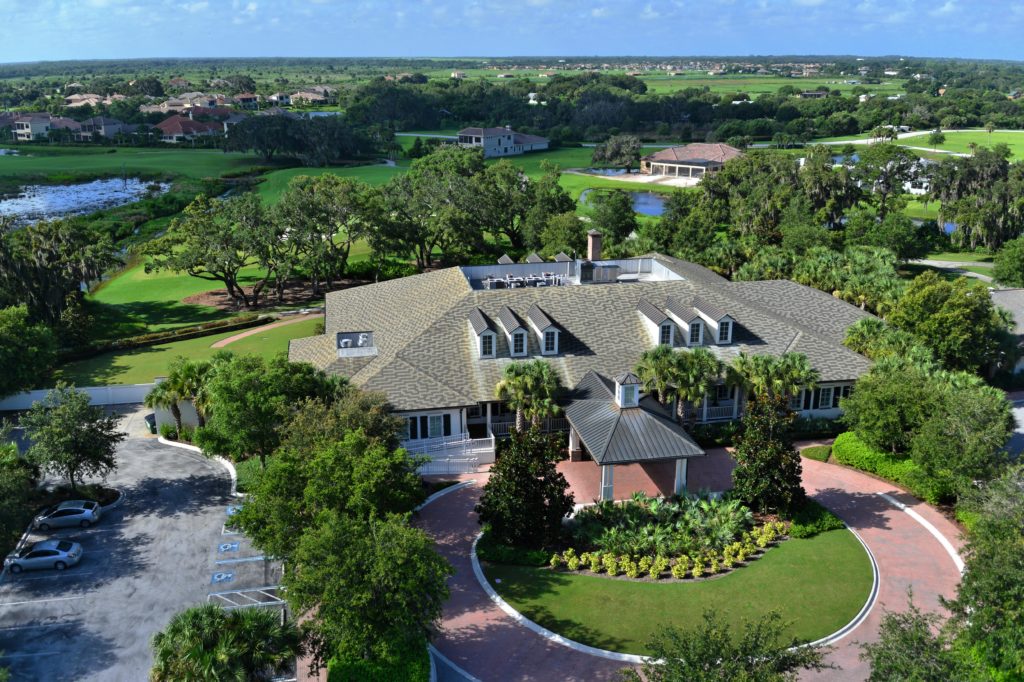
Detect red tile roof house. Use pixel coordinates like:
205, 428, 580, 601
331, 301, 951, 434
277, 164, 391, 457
234, 93, 261, 110
155, 115, 223, 143
640, 143, 743, 179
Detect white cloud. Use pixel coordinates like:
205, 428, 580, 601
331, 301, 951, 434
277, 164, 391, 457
640, 3, 659, 19
181, 1, 208, 12
591, 7, 608, 17
930, 0, 955, 15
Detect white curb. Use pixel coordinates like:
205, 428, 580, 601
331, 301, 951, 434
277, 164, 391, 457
877, 492, 965, 573
804, 524, 880, 647
415, 480, 477, 512
157, 436, 241, 498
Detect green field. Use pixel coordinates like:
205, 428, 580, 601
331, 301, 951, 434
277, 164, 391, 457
926, 251, 992, 262
901, 130, 1024, 158
483, 528, 872, 655
52, 316, 323, 387
639, 74, 904, 96
0, 145, 267, 181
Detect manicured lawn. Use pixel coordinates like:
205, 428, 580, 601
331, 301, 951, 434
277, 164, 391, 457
483, 529, 872, 655
51, 317, 323, 387
899, 130, 1024, 158
926, 251, 993, 262
0, 145, 266, 181
904, 198, 939, 220
640, 75, 903, 97
256, 163, 408, 203
959, 265, 994, 276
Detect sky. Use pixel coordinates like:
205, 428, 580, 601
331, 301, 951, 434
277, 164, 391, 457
0, 0, 1023, 64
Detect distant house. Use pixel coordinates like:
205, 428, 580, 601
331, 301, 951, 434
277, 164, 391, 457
155, 115, 222, 143
167, 77, 191, 89
13, 114, 53, 141
75, 116, 133, 140
268, 92, 291, 106
64, 93, 104, 108
799, 90, 828, 99
291, 90, 328, 106
450, 71, 466, 79
457, 126, 549, 158
640, 143, 743, 180
234, 93, 261, 110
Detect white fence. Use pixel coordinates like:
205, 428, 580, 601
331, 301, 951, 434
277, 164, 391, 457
0, 383, 155, 411
406, 433, 496, 475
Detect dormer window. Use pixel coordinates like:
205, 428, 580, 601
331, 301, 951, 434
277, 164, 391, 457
660, 323, 674, 346
689, 321, 703, 346
512, 331, 526, 356
718, 320, 732, 344
480, 333, 495, 358
528, 303, 559, 357
614, 372, 641, 408
544, 330, 558, 354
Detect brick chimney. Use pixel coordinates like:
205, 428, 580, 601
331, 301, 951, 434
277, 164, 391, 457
587, 230, 603, 261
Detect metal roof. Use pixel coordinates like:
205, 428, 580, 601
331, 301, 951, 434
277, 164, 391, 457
564, 372, 705, 465
554, 252, 572, 262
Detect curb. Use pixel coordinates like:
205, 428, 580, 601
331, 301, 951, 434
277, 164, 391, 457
804, 524, 880, 647
415, 480, 477, 512
877, 492, 965, 574
100, 487, 126, 513
157, 436, 241, 498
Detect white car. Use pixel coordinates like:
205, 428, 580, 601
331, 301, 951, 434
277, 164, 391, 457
33, 500, 101, 531
5, 540, 83, 573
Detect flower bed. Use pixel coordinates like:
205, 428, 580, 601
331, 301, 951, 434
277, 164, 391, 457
549, 492, 789, 581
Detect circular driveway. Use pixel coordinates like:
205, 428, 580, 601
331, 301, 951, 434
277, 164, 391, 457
417, 454, 964, 681
0, 436, 233, 681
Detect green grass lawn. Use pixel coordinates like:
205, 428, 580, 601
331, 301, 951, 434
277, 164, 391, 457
52, 316, 323, 387
898, 130, 1024, 158
640, 75, 903, 97
0, 145, 266, 181
483, 529, 872, 655
959, 265, 994, 276
926, 251, 993, 262
904, 198, 939, 221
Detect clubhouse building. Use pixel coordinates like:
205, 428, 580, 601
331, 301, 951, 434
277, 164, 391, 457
289, 233, 871, 499
639, 143, 743, 179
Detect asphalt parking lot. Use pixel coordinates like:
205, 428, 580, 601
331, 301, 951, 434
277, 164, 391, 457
0, 431, 275, 681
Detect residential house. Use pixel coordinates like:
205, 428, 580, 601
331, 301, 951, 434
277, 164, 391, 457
13, 114, 52, 141
457, 126, 549, 158
167, 77, 191, 89
799, 90, 828, 99
64, 93, 104, 108
289, 235, 872, 493
268, 92, 291, 106
155, 115, 222, 143
234, 93, 261, 110
451, 71, 466, 79
75, 116, 134, 140
291, 90, 328, 106
640, 143, 742, 180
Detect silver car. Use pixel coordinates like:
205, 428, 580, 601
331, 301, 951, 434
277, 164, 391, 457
33, 500, 101, 531
5, 540, 83, 573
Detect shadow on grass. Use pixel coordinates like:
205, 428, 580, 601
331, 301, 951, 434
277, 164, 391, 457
810, 487, 894, 531
85, 299, 229, 340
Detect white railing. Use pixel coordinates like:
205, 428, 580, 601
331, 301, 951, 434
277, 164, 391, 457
490, 417, 569, 437
406, 434, 496, 475
683, 404, 738, 423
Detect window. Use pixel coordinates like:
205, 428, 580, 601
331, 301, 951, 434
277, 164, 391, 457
833, 385, 852, 408
718, 320, 732, 344
513, 332, 526, 356
660, 323, 673, 346
405, 417, 417, 440
716, 385, 733, 402
789, 390, 804, 411
689, 322, 702, 345
480, 334, 494, 358
620, 384, 638, 407
428, 415, 443, 438
544, 330, 557, 354
467, 405, 482, 418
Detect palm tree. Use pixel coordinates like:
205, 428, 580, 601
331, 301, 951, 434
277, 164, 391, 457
144, 379, 185, 436
494, 360, 563, 432
150, 603, 303, 682
169, 356, 213, 427
985, 121, 995, 145
634, 345, 679, 407
968, 141, 978, 156
728, 352, 819, 406
673, 348, 723, 427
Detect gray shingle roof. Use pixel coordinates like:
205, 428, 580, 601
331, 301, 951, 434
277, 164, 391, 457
468, 308, 493, 335
991, 289, 1024, 335
292, 256, 873, 411
497, 254, 515, 265
527, 303, 554, 331
525, 252, 544, 264
497, 306, 525, 334
692, 295, 728, 322
564, 372, 705, 465
554, 252, 572, 263
666, 296, 700, 323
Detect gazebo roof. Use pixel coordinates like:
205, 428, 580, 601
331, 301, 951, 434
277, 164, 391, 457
563, 372, 705, 465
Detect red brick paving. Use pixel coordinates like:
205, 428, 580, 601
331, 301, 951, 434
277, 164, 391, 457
415, 450, 964, 682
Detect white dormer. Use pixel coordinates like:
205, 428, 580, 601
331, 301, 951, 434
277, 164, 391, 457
498, 306, 529, 358
637, 298, 675, 347
527, 303, 560, 356
614, 372, 641, 408
666, 297, 703, 347
692, 296, 734, 346
468, 308, 497, 359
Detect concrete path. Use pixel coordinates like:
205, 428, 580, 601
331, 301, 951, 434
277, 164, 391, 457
417, 457, 964, 681
210, 313, 321, 348
910, 259, 994, 284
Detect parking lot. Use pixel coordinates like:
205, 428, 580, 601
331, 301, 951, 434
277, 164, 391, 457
0, 433, 281, 681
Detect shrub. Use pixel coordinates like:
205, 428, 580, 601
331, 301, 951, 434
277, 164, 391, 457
801, 445, 831, 462
327, 638, 430, 682
652, 555, 669, 579
788, 499, 846, 538
691, 559, 705, 579
603, 553, 619, 576
671, 556, 689, 579
588, 552, 602, 573
476, 533, 549, 566
549, 553, 561, 569
638, 556, 653, 575
178, 425, 195, 443
832, 432, 949, 504
565, 549, 581, 571
159, 423, 177, 440
624, 559, 640, 579
709, 557, 720, 574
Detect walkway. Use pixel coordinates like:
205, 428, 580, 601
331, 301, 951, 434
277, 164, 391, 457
417, 454, 964, 681
910, 259, 994, 284
209, 313, 321, 348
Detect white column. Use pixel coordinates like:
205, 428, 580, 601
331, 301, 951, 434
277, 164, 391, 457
600, 465, 615, 501
701, 396, 709, 423
674, 458, 688, 496
485, 402, 492, 436
569, 427, 580, 452
732, 388, 742, 420
461, 408, 467, 437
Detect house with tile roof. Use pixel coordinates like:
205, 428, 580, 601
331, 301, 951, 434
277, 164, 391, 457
457, 126, 549, 158
289, 233, 873, 491
640, 143, 743, 179
154, 115, 223, 143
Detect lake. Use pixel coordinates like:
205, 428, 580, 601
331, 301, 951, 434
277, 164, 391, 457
579, 188, 668, 217
0, 178, 169, 226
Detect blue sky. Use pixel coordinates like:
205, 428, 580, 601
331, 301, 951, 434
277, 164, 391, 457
0, 0, 1022, 63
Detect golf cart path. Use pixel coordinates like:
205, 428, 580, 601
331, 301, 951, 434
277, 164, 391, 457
416, 452, 964, 681
210, 313, 321, 348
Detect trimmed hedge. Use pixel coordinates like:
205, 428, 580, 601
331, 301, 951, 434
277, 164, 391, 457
801, 445, 831, 462
327, 641, 430, 682
832, 432, 951, 504
788, 499, 845, 538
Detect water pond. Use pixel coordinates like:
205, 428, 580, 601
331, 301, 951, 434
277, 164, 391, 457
579, 188, 668, 217
0, 178, 169, 226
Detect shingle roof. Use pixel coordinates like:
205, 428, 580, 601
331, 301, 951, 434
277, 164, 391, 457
527, 303, 554, 331
554, 252, 572, 262
643, 143, 743, 164
468, 308, 494, 335
666, 296, 700, 323
564, 372, 705, 465
497, 254, 515, 265
497, 306, 525, 334
292, 256, 873, 411
637, 298, 668, 325
525, 252, 544, 264
692, 295, 728, 322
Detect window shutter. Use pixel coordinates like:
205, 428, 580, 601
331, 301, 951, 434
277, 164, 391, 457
803, 390, 813, 410
409, 417, 418, 440
443, 414, 452, 437
419, 416, 428, 438
811, 389, 820, 410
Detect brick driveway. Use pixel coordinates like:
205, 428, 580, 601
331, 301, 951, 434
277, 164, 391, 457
416, 451, 964, 682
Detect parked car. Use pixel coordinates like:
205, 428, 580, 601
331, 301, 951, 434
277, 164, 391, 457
33, 500, 101, 531
5, 540, 83, 573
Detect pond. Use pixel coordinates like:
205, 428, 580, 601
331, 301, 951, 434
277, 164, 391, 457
0, 178, 170, 226
0, 148, 18, 156
579, 188, 668, 217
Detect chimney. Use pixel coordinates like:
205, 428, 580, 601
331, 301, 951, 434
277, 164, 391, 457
587, 230, 603, 261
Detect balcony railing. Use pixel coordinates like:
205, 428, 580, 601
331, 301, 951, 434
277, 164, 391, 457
490, 417, 569, 438
682, 404, 737, 423
404, 433, 496, 474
